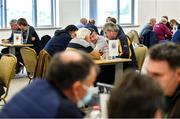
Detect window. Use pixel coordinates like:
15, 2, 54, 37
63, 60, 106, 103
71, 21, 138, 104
96, 0, 118, 26
37, 0, 53, 26
0, 0, 55, 28
89, 0, 135, 26
119, 0, 133, 24
6, 0, 33, 25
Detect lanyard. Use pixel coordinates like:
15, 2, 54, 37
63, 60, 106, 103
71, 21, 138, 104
25, 26, 30, 42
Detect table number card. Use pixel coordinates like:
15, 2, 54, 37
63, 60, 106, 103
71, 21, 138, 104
108, 40, 119, 57
13, 32, 22, 45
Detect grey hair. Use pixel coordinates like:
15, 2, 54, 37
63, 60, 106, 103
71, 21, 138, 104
103, 22, 119, 33
9, 19, 17, 25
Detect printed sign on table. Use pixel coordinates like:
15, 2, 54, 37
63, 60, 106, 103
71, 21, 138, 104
13, 32, 22, 45
108, 40, 119, 57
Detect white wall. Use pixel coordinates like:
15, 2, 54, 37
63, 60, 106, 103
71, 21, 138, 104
59, 0, 81, 27
1, 0, 180, 39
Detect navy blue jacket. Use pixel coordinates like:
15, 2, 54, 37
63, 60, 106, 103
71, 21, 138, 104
85, 23, 99, 35
0, 80, 84, 118
116, 25, 137, 68
139, 24, 153, 37
44, 29, 72, 56
172, 30, 180, 44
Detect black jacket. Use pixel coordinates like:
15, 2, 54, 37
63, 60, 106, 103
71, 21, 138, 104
22, 26, 42, 54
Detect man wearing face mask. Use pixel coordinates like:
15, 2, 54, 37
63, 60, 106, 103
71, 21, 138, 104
0, 50, 98, 118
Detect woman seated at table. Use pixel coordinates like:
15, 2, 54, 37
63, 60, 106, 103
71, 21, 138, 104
66, 28, 101, 60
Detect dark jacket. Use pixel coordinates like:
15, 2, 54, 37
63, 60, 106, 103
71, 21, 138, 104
172, 30, 180, 44
22, 26, 42, 54
116, 25, 137, 68
85, 23, 99, 35
140, 29, 157, 48
0, 80, 84, 118
139, 24, 152, 37
166, 86, 180, 118
44, 29, 72, 56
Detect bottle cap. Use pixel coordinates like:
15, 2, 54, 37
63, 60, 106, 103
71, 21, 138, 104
92, 105, 100, 110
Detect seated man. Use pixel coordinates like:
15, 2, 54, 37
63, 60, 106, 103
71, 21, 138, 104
88, 28, 108, 52
96, 22, 136, 85
108, 70, 165, 118
144, 42, 180, 118
0, 50, 98, 118
67, 28, 101, 60
85, 19, 99, 35
172, 24, 180, 44
139, 18, 157, 48
44, 25, 78, 56
17, 18, 42, 54
0, 19, 19, 72
76, 18, 88, 28
103, 22, 137, 68
1, 19, 19, 54
139, 18, 156, 37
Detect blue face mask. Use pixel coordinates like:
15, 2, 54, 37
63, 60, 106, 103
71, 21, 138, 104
77, 85, 95, 107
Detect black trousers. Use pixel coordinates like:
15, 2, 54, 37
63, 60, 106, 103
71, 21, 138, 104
96, 65, 115, 85
95, 62, 135, 85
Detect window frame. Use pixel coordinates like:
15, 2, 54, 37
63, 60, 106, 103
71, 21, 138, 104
0, 0, 56, 28
88, 0, 135, 26
119, 0, 135, 25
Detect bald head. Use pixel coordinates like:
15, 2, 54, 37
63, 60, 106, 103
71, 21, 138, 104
59, 51, 83, 63
149, 18, 156, 26
46, 50, 98, 89
80, 18, 87, 25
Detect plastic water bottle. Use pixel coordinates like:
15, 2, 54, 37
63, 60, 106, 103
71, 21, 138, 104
90, 105, 101, 118
103, 47, 109, 60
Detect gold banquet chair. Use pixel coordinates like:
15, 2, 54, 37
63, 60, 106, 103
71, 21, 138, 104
0, 54, 17, 104
34, 49, 51, 79
134, 45, 148, 71
20, 47, 37, 84
127, 30, 140, 44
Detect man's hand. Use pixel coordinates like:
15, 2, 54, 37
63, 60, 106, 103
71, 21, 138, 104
1, 39, 9, 43
31, 37, 35, 41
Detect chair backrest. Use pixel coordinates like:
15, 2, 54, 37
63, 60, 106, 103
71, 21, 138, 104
20, 47, 37, 77
0, 54, 17, 102
34, 49, 51, 79
127, 30, 140, 44
41, 35, 51, 48
0, 54, 17, 87
134, 45, 148, 71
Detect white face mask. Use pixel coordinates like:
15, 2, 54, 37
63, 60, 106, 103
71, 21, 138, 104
77, 85, 95, 108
